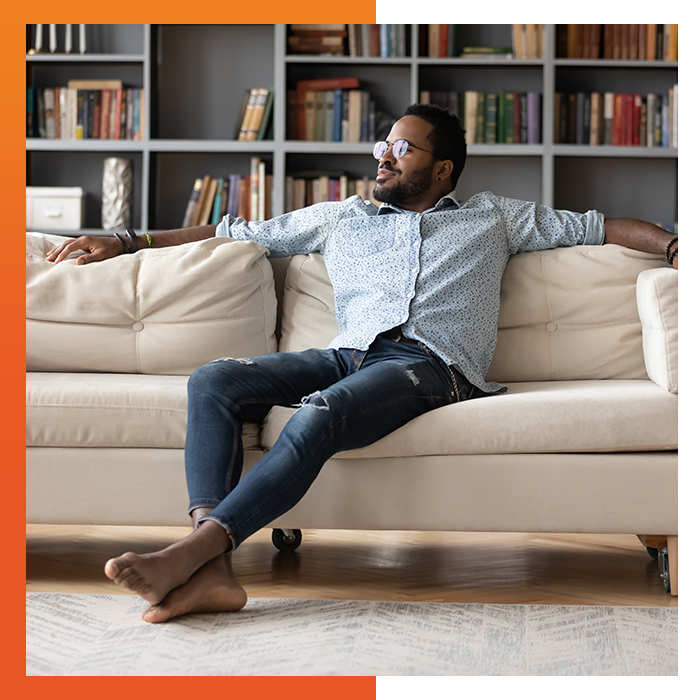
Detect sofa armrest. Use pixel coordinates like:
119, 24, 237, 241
636, 267, 678, 393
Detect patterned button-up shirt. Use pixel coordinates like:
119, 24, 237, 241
216, 191, 605, 393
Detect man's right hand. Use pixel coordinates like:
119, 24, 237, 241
45, 235, 123, 265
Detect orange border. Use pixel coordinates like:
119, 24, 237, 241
10, 3, 376, 696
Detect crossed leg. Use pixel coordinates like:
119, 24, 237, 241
104, 340, 460, 622
104, 508, 247, 623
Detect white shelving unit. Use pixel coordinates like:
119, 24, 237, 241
26, 24, 678, 234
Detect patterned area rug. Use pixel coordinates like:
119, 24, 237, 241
26, 593, 677, 676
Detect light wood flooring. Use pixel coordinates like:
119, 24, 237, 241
26, 525, 677, 608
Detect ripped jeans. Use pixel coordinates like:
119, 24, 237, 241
185, 335, 484, 549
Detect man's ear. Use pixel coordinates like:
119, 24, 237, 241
436, 159, 453, 183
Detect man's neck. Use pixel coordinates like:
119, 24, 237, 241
391, 189, 454, 213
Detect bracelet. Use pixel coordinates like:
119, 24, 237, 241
125, 228, 139, 254
113, 232, 129, 254
144, 232, 153, 248
669, 246, 678, 265
665, 236, 679, 265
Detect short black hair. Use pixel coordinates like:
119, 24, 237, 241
403, 103, 467, 189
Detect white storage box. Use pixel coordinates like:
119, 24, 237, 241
26, 187, 84, 231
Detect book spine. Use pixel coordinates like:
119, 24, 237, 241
527, 93, 541, 144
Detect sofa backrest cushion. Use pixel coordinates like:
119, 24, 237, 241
26, 233, 277, 375
279, 245, 667, 382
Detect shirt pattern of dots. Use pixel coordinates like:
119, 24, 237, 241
216, 191, 605, 393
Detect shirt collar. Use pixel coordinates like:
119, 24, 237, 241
377, 191, 461, 215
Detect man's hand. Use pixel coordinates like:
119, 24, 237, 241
45, 235, 123, 265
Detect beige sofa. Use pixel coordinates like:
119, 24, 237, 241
26, 231, 679, 593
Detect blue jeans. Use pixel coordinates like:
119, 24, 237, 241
184, 335, 484, 549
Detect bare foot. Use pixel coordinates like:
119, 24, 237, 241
141, 554, 247, 623
104, 550, 194, 606
104, 520, 232, 606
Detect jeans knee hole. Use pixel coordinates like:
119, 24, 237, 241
294, 390, 330, 411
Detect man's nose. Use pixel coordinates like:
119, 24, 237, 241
379, 147, 396, 167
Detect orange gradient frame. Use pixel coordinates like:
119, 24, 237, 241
10, 2, 376, 696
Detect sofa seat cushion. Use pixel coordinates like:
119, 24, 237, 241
261, 379, 677, 458
26, 233, 277, 375
26, 372, 260, 449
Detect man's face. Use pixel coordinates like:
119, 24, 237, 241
373, 116, 440, 209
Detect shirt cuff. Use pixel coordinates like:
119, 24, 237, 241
215, 214, 233, 238
584, 210, 606, 246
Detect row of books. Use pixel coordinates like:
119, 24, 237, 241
287, 24, 347, 56
555, 24, 678, 61
181, 158, 271, 227
27, 81, 144, 140
234, 88, 274, 141
349, 24, 406, 58
287, 24, 408, 58
554, 87, 678, 148
420, 90, 542, 145
284, 173, 380, 212
287, 77, 377, 142
420, 25, 543, 60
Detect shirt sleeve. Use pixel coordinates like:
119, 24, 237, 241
496, 195, 606, 255
215, 200, 346, 258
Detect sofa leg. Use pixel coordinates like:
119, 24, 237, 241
637, 534, 667, 549
667, 535, 678, 596
637, 534, 677, 595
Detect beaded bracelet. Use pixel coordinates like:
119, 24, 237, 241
669, 246, 678, 266
665, 236, 679, 265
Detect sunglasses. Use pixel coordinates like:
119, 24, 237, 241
373, 139, 441, 161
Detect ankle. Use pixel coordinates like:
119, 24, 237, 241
190, 507, 213, 530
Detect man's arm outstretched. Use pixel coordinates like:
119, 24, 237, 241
604, 217, 678, 269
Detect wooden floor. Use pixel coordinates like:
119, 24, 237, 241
26, 525, 677, 608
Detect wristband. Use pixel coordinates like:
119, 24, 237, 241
113, 232, 129, 254
125, 228, 139, 254
665, 236, 678, 265
144, 232, 153, 248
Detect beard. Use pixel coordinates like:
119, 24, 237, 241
373, 163, 435, 205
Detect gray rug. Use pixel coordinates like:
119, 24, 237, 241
26, 593, 677, 676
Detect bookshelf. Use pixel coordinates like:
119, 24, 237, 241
26, 24, 678, 235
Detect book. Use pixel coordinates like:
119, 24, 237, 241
244, 88, 270, 141
227, 174, 241, 217
197, 177, 218, 226
192, 175, 211, 226
182, 178, 203, 227
66, 80, 122, 92
238, 89, 260, 141
234, 89, 251, 139
256, 88, 274, 141
210, 178, 224, 225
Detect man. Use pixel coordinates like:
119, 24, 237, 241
46, 104, 678, 623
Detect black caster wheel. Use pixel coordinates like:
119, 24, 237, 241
657, 547, 671, 593
647, 546, 659, 561
272, 528, 302, 552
